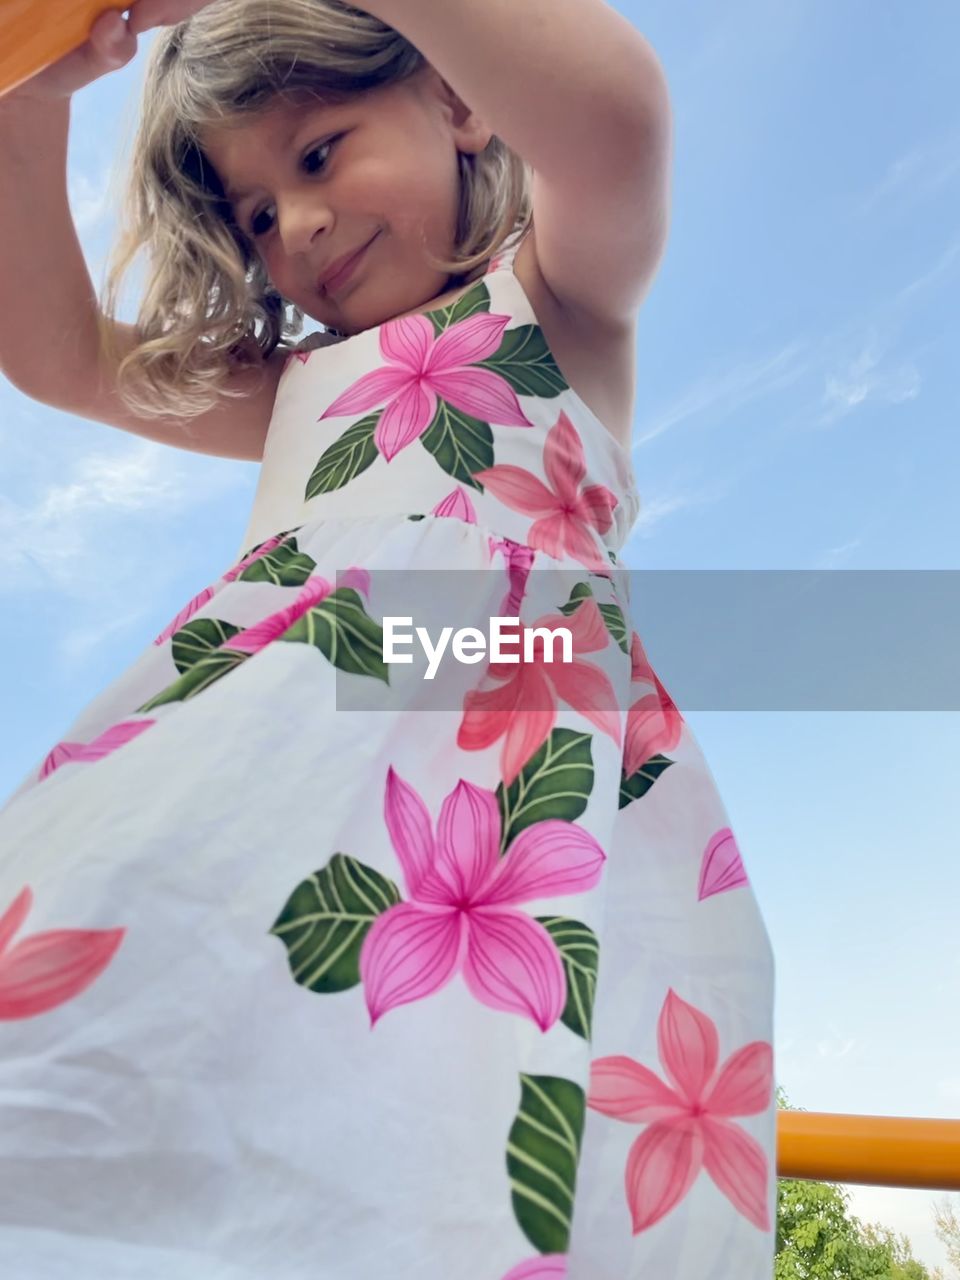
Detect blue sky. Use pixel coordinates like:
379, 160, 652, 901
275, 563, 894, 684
2, 0, 958, 1268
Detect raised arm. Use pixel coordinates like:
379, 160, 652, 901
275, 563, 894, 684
0, 93, 102, 402
0, 8, 282, 462
355, 0, 671, 331
0, 91, 283, 461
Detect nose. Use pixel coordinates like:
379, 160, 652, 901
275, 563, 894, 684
276, 192, 332, 257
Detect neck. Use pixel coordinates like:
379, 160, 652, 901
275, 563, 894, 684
325, 261, 490, 340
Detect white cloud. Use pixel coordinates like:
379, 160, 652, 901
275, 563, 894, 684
631, 490, 711, 536
42, 446, 178, 517
635, 341, 808, 445
632, 225, 949, 451
0, 435, 246, 595
817, 338, 921, 427
895, 234, 960, 305
850, 128, 960, 222
816, 537, 863, 570
0, 453, 169, 591
68, 162, 113, 236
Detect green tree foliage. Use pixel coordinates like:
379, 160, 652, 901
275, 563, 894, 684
930, 1193, 960, 1280
776, 1087, 937, 1279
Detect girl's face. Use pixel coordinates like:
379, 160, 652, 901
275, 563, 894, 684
201, 69, 492, 335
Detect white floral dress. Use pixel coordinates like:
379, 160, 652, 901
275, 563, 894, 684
0, 230, 776, 1279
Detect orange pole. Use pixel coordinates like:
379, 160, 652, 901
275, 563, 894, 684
777, 1110, 960, 1190
0, 1, 126, 100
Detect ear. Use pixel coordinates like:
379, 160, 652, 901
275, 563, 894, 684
421, 65, 493, 155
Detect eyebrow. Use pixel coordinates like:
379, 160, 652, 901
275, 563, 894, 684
222, 111, 342, 204
225, 181, 255, 205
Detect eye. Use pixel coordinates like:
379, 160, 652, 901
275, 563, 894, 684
247, 137, 341, 238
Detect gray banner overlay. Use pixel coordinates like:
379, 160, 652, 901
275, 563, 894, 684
329, 569, 960, 711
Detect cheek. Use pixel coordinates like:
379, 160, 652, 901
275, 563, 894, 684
261, 251, 295, 298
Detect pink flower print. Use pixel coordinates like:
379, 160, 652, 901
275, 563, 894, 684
458, 596, 620, 786
223, 533, 288, 582
154, 533, 289, 645
41, 718, 155, 782
698, 828, 749, 900
588, 988, 773, 1234
319, 311, 533, 461
622, 632, 683, 777
154, 586, 216, 646
475, 412, 618, 571
225, 567, 370, 655
501, 1257, 568, 1280
0, 887, 124, 1020
359, 770, 605, 1029
432, 486, 478, 523
488, 536, 536, 617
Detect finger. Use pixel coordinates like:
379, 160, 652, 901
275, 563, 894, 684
84, 10, 137, 70
126, 0, 173, 38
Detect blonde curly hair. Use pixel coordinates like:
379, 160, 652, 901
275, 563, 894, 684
96, 0, 533, 420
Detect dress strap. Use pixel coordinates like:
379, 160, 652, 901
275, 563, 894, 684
482, 226, 530, 280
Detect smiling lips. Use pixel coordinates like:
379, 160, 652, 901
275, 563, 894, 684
319, 232, 379, 294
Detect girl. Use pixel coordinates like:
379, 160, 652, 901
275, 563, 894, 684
0, 2, 776, 1277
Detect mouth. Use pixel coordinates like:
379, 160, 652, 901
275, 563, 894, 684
318, 231, 380, 295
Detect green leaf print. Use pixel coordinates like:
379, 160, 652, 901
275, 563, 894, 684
478, 324, 568, 399
270, 854, 402, 993
558, 583, 592, 614
536, 917, 599, 1041
140, 588, 386, 710
506, 1074, 586, 1255
419, 401, 494, 491
280, 587, 388, 682
427, 279, 492, 335
496, 728, 594, 854
170, 618, 242, 675
619, 753, 675, 808
599, 603, 628, 652
557, 582, 629, 654
238, 538, 315, 586
306, 413, 380, 498
138, 646, 250, 711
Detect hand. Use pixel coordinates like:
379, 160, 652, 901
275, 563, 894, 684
5, 0, 220, 103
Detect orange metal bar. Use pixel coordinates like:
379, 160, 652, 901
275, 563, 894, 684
0, 0, 126, 100
777, 1110, 960, 1189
